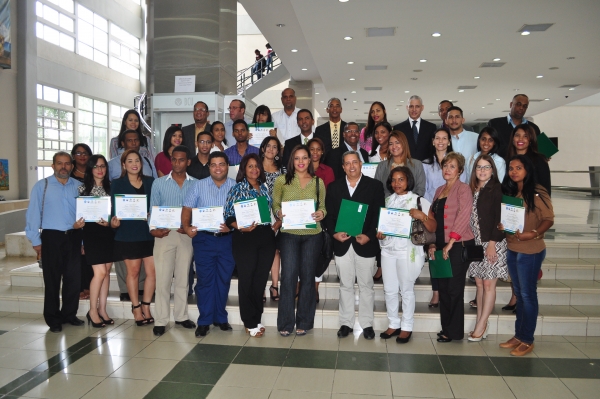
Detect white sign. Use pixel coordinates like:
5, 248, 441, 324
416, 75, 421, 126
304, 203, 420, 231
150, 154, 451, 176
174, 75, 196, 93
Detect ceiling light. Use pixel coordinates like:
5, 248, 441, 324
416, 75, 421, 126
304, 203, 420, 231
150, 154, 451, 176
291, 49, 298, 52
481, 107, 485, 109
420, 59, 427, 63
493, 58, 501, 61
400, 101, 404, 103
536, 75, 543, 78
353, 100, 357, 103
544, 98, 550, 100
521, 31, 530, 35
320, 101, 324, 103
458, 89, 465, 92
569, 88, 575, 90
395, 108, 399, 110
474, 76, 480, 79
276, 24, 285, 27
301, 68, 307, 71
496, 98, 501, 101
339, 0, 349, 2
344, 36, 353, 41
349, 78, 355, 80
315, 92, 319, 95
347, 61, 354, 64
432, 32, 441, 37
404, 90, 410, 93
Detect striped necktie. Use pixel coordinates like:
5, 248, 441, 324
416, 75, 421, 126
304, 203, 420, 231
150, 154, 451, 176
332, 123, 339, 149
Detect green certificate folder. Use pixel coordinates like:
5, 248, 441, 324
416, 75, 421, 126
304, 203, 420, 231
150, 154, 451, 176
429, 251, 453, 278
537, 132, 559, 159
335, 199, 368, 237
233, 196, 271, 227
502, 195, 523, 207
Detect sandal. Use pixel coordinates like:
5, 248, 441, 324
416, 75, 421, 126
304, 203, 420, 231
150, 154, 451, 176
469, 299, 477, 308
258, 323, 266, 333
141, 301, 154, 324
296, 329, 307, 336
131, 304, 148, 326
279, 330, 291, 337
248, 327, 264, 337
269, 285, 280, 301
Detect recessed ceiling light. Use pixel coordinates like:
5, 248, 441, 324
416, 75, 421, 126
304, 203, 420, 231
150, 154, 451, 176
493, 58, 501, 61
544, 98, 550, 100
404, 90, 410, 93
474, 76, 480, 79
344, 36, 353, 41
458, 89, 465, 92
514, 89, 520, 91
276, 24, 285, 27
400, 101, 404, 103
291, 49, 298, 52
349, 78, 355, 80
395, 108, 399, 110
481, 107, 485, 109
351, 90, 356, 93
315, 92, 319, 95
347, 61, 354, 64
536, 75, 543, 78
569, 88, 575, 90
339, 0, 349, 2
420, 59, 427, 63
301, 68, 307, 71
496, 98, 501, 101
353, 100, 357, 103
320, 101, 324, 103
432, 32, 441, 37
521, 31, 530, 35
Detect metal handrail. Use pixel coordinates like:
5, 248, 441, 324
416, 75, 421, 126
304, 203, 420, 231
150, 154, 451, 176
237, 54, 282, 96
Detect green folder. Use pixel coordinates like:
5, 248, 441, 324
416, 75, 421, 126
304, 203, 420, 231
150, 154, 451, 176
537, 132, 559, 158
335, 199, 368, 237
234, 196, 271, 225
429, 251, 453, 278
250, 122, 275, 129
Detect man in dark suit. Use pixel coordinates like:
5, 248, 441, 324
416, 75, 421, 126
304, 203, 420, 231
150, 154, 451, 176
182, 101, 212, 155
325, 151, 385, 340
488, 94, 541, 158
315, 97, 346, 153
393, 95, 437, 161
324, 122, 369, 179
282, 109, 315, 167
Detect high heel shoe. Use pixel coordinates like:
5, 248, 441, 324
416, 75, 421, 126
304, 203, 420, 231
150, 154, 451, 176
99, 315, 114, 325
131, 304, 148, 326
141, 301, 154, 324
86, 311, 105, 328
468, 322, 489, 342
502, 303, 516, 311
269, 285, 280, 301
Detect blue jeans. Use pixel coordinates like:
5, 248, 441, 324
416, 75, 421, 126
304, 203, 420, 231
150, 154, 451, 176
506, 248, 546, 344
277, 232, 322, 333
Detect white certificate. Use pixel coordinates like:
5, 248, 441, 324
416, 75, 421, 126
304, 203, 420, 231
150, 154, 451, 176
76, 197, 111, 222
501, 203, 526, 234
282, 200, 315, 230
378, 207, 412, 238
248, 123, 274, 146
233, 199, 261, 228
228, 165, 239, 179
114, 194, 148, 220
192, 206, 224, 231
149, 206, 182, 229
362, 163, 379, 178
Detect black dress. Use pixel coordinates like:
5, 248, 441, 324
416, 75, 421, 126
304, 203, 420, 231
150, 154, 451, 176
78, 185, 115, 265
113, 183, 155, 260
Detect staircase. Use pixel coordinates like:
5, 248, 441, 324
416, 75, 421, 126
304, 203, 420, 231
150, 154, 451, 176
237, 54, 289, 98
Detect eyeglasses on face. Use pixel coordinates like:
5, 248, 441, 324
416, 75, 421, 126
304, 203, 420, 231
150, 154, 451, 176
92, 164, 107, 169
74, 152, 89, 156
476, 165, 492, 171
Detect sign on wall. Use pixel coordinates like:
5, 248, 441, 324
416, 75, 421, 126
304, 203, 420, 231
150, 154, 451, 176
0, 0, 10, 69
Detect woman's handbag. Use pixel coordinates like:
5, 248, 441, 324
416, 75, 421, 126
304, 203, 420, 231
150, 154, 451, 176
461, 241, 484, 262
315, 177, 334, 277
410, 197, 436, 246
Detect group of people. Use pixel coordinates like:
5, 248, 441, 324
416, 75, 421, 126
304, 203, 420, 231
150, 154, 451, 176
251, 43, 274, 82
25, 89, 553, 356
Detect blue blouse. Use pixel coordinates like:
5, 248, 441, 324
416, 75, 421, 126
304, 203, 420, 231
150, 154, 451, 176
223, 178, 272, 226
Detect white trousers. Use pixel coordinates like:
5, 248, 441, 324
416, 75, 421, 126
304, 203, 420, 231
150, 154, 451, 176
153, 232, 194, 326
336, 246, 375, 328
381, 250, 421, 331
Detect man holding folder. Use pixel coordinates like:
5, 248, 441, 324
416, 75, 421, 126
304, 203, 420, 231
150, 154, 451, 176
325, 151, 385, 339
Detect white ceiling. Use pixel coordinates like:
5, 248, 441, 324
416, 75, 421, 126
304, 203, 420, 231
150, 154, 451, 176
239, 0, 600, 124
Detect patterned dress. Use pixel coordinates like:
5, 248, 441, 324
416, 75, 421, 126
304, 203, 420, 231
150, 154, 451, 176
468, 191, 508, 279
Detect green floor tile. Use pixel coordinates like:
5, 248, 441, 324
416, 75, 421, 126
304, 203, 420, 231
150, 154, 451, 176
182, 344, 241, 363
0, 371, 40, 395
388, 353, 444, 374
336, 351, 389, 372
284, 349, 337, 369
490, 357, 555, 377
0, 330, 8, 335
542, 358, 600, 379
162, 361, 229, 385
232, 346, 289, 367
144, 382, 213, 399
439, 355, 499, 376
4, 371, 56, 397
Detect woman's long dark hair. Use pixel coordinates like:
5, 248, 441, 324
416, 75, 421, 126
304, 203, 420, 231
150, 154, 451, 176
210, 121, 227, 146
162, 125, 184, 157
476, 126, 501, 155
423, 127, 454, 166
252, 105, 273, 123
82, 155, 111, 195
236, 153, 266, 184
259, 136, 283, 169
364, 101, 388, 141
369, 121, 392, 157
117, 110, 149, 149
284, 145, 315, 185
502, 155, 548, 213
507, 123, 546, 162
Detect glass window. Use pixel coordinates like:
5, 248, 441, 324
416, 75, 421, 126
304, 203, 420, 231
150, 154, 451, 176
43, 86, 59, 103
37, 106, 74, 164
59, 32, 74, 51
109, 22, 140, 78
78, 96, 109, 157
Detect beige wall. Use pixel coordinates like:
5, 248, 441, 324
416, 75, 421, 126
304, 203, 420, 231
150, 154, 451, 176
533, 105, 600, 188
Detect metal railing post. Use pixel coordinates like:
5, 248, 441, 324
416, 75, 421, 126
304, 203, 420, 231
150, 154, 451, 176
590, 166, 600, 196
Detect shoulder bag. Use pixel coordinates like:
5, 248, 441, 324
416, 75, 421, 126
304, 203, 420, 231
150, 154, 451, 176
315, 177, 334, 277
410, 196, 436, 246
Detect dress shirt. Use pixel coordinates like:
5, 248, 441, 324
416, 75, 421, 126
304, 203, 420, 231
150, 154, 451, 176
272, 108, 301, 142
108, 153, 157, 181
299, 132, 314, 145
507, 114, 530, 128
183, 177, 236, 209
346, 175, 362, 197
224, 117, 252, 146
187, 156, 211, 180
109, 137, 156, 161
150, 172, 196, 208
369, 152, 386, 163
224, 178, 272, 226
224, 144, 260, 165
344, 142, 364, 162
411, 117, 422, 133
450, 129, 479, 165
210, 143, 229, 153
25, 176, 79, 246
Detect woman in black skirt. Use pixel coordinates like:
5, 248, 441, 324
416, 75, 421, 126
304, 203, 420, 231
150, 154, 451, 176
74, 154, 115, 327
110, 149, 155, 326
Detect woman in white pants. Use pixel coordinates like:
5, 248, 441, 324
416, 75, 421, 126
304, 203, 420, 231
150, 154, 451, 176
377, 166, 436, 343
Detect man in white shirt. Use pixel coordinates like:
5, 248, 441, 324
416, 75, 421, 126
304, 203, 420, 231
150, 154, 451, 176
272, 88, 301, 143
224, 99, 251, 145
446, 106, 478, 166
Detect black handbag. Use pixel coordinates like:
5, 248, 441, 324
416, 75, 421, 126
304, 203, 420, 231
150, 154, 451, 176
410, 197, 436, 246
315, 177, 334, 277
461, 241, 484, 262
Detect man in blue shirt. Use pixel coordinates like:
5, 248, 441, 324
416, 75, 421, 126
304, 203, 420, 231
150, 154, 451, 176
182, 151, 236, 337
25, 152, 84, 332
446, 106, 479, 168
224, 120, 260, 165
149, 146, 197, 336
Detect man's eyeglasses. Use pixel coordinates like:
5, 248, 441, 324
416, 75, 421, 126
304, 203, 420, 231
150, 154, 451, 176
344, 129, 360, 134
198, 140, 213, 145
194, 108, 208, 113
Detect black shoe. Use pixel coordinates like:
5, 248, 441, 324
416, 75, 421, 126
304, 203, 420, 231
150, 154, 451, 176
363, 327, 375, 340
437, 330, 444, 337
213, 322, 233, 331
49, 325, 62, 333
337, 325, 353, 338
64, 317, 84, 326
86, 312, 105, 328
153, 326, 166, 336
502, 303, 517, 311
437, 335, 453, 343
396, 331, 412, 344
195, 325, 210, 337
120, 293, 131, 302
175, 320, 196, 329
380, 328, 401, 339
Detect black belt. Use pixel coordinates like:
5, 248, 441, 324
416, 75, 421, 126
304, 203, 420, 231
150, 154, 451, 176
199, 230, 232, 237
44, 229, 77, 235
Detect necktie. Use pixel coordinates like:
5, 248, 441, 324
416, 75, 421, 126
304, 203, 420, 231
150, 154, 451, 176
332, 123, 339, 149
412, 120, 418, 143
304, 137, 308, 145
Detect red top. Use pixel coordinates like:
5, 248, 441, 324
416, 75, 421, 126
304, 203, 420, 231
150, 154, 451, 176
155, 152, 172, 176
315, 163, 335, 189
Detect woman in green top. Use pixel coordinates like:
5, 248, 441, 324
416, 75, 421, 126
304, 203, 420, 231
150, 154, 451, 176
272, 145, 326, 336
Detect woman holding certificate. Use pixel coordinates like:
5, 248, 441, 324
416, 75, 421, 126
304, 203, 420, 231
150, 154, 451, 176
110, 149, 156, 326
429, 152, 475, 342
376, 167, 436, 343
224, 154, 276, 337
272, 145, 326, 337
499, 155, 553, 356
76, 154, 115, 327
466, 154, 508, 342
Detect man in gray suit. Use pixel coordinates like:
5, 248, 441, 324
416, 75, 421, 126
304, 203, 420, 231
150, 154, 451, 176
182, 101, 212, 155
